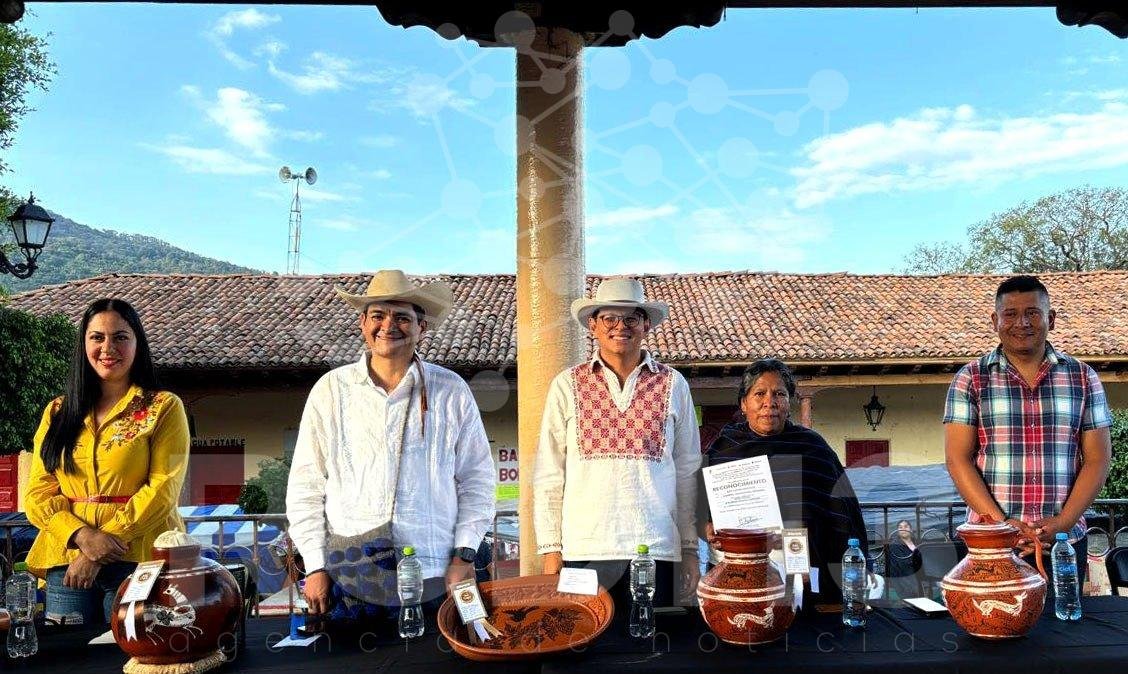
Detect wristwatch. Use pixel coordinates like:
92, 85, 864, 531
454, 547, 477, 564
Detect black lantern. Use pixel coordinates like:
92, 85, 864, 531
2, 193, 54, 279
863, 386, 886, 431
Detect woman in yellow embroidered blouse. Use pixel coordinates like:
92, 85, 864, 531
24, 298, 189, 626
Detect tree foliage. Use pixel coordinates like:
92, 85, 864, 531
904, 186, 1128, 274
1099, 409, 1128, 500
1, 20, 55, 206
0, 304, 74, 455
239, 446, 293, 515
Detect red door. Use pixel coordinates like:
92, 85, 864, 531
845, 440, 890, 468
0, 454, 17, 512
189, 441, 246, 505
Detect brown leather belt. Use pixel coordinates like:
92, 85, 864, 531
68, 495, 131, 504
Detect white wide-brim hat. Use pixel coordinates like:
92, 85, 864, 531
334, 270, 454, 329
571, 278, 668, 328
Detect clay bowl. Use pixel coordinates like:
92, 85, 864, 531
437, 574, 614, 662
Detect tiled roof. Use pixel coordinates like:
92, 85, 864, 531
9, 271, 1128, 370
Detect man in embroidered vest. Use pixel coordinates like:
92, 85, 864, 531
534, 278, 701, 610
944, 275, 1111, 589
286, 270, 496, 619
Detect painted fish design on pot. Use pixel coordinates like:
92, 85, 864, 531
973, 591, 1028, 618
727, 608, 774, 629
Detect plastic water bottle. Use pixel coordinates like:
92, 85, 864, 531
841, 538, 867, 628
397, 546, 425, 639
1052, 533, 1082, 621
6, 562, 38, 658
629, 544, 656, 638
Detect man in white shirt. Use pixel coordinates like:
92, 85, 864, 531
286, 270, 496, 618
534, 278, 701, 609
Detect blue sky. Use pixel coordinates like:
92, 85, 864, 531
7, 5, 1127, 275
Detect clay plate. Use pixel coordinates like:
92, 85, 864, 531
437, 574, 615, 662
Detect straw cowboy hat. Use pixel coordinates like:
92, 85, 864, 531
334, 270, 454, 329
571, 278, 669, 328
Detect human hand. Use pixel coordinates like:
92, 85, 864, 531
74, 527, 128, 564
704, 522, 716, 545
1005, 518, 1043, 556
63, 555, 102, 589
681, 559, 701, 600
302, 570, 332, 617
445, 558, 474, 589
542, 552, 563, 575
1033, 515, 1070, 548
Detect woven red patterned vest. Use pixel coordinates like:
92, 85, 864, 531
571, 361, 673, 462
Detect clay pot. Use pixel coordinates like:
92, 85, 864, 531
941, 520, 1046, 639
437, 574, 614, 662
697, 529, 795, 645
111, 532, 242, 668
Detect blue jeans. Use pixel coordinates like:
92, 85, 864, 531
45, 561, 136, 626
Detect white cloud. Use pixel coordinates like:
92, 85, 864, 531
679, 204, 829, 267
367, 169, 392, 180
1090, 53, 1122, 65
588, 204, 678, 229
268, 52, 391, 95
285, 130, 325, 142
300, 187, 352, 203
147, 144, 271, 175
791, 102, 1128, 208
207, 8, 280, 70
376, 74, 473, 119
255, 40, 286, 59
360, 134, 400, 148
183, 86, 283, 157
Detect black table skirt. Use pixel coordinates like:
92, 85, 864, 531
19, 597, 1128, 674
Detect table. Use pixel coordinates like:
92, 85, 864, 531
22, 597, 1128, 674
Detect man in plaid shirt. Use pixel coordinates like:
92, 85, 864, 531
944, 275, 1111, 586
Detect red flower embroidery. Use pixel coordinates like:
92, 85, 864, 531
132, 408, 149, 422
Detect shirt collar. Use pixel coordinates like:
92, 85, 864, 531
86, 383, 145, 430
987, 342, 1059, 370
589, 349, 659, 374
349, 352, 419, 390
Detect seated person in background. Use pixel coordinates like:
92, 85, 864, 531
885, 520, 923, 599
24, 298, 190, 626
698, 358, 870, 607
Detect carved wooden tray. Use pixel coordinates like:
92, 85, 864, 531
437, 574, 615, 662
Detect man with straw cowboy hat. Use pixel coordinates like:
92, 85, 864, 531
286, 270, 495, 620
534, 277, 701, 611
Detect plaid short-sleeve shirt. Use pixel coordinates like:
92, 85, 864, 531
943, 343, 1111, 541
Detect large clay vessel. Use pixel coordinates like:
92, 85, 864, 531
940, 519, 1047, 639
111, 531, 242, 673
697, 529, 794, 645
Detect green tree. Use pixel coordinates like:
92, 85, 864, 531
904, 186, 1128, 274
1099, 409, 1128, 500
1, 20, 55, 208
239, 446, 293, 514
0, 304, 74, 455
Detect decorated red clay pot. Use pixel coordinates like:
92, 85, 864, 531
111, 531, 242, 673
697, 529, 795, 645
940, 519, 1047, 639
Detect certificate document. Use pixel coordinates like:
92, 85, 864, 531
702, 455, 783, 531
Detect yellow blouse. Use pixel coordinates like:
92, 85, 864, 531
24, 385, 190, 577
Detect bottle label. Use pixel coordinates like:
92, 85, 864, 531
1055, 563, 1077, 577
844, 569, 863, 584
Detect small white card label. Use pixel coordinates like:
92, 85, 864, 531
904, 597, 948, 614
451, 579, 488, 624
120, 560, 165, 603
782, 528, 811, 575
556, 568, 599, 596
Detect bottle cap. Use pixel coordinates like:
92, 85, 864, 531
847, 538, 859, 547
12, 562, 27, 572
403, 546, 415, 556
637, 544, 649, 555
1055, 532, 1068, 541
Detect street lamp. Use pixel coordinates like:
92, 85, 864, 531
2, 193, 54, 279
863, 386, 886, 432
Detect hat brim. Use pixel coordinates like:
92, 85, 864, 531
335, 281, 454, 329
571, 298, 668, 329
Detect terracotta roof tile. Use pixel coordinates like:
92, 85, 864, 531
9, 271, 1128, 370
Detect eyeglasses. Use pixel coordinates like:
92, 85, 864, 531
595, 314, 643, 329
